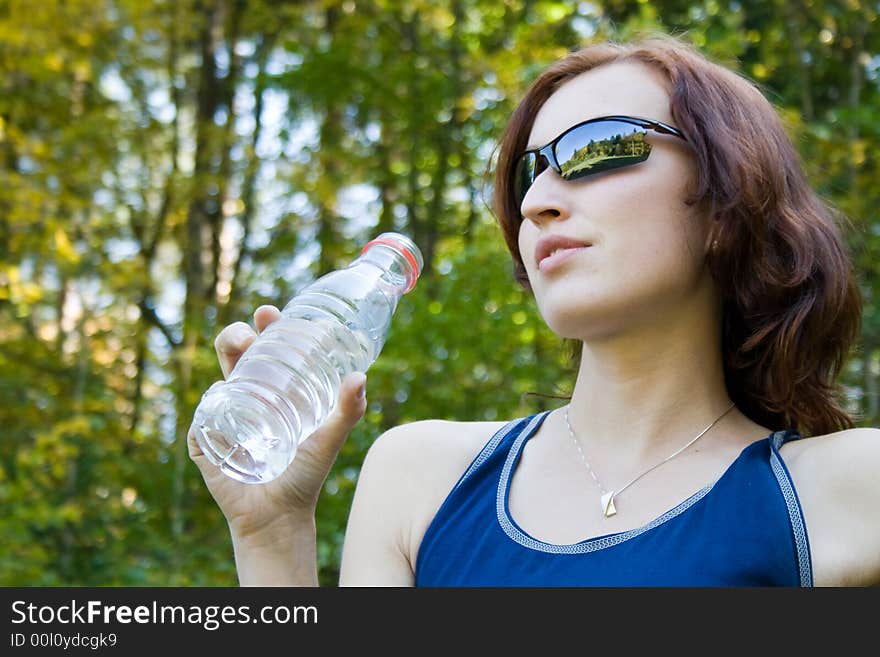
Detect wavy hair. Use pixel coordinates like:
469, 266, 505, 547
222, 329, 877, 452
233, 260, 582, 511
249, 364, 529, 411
493, 33, 863, 437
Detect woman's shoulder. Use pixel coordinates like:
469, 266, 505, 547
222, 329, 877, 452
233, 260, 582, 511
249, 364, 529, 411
780, 426, 880, 586
780, 425, 880, 483
362, 416, 517, 567
367, 416, 515, 481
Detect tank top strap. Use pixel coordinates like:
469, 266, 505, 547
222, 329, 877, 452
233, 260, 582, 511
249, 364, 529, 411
767, 428, 813, 587
451, 411, 552, 494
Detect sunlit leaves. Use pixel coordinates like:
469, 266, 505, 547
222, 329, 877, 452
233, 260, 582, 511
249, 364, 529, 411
2, 0, 877, 586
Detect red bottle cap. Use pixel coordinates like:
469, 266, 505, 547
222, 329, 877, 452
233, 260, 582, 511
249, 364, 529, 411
361, 236, 421, 293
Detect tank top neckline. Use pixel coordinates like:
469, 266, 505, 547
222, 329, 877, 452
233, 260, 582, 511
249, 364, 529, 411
497, 410, 798, 554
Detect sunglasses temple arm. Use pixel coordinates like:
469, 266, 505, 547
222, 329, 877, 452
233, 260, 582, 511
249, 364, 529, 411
650, 122, 686, 140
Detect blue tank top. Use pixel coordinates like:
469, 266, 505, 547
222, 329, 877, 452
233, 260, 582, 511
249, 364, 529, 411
415, 410, 812, 586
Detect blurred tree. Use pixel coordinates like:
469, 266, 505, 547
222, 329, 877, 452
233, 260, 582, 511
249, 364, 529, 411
0, 0, 876, 586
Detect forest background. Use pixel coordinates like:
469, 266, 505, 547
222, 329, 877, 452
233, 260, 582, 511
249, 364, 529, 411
2, 0, 878, 585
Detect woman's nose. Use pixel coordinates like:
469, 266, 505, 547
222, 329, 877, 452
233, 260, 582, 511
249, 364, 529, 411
520, 169, 572, 225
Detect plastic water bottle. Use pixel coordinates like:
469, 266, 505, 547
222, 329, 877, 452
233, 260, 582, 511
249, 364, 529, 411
190, 232, 423, 484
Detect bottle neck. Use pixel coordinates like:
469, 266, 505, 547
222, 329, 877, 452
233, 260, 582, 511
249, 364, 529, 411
354, 244, 417, 295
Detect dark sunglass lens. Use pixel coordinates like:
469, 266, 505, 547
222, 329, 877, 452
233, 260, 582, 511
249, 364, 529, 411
555, 121, 652, 181
515, 152, 538, 204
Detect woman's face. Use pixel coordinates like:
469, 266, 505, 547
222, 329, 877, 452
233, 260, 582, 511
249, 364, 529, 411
517, 61, 712, 341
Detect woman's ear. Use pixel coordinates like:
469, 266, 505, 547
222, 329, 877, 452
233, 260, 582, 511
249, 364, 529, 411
706, 236, 719, 256
702, 200, 720, 258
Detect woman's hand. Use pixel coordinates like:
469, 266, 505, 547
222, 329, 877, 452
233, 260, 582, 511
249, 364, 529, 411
188, 304, 368, 542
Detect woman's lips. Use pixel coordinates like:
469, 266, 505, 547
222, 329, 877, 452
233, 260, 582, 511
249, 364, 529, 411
538, 246, 591, 273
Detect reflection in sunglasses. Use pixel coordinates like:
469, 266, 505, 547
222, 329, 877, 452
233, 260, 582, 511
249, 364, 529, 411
560, 129, 651, 179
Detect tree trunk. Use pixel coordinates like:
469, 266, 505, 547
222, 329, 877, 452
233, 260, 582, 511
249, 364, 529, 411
315, 6, 344, 278
376, 107, 396, 236
224, 32, 274, 325
171, 0, 225, 581
209, 0, 245, 302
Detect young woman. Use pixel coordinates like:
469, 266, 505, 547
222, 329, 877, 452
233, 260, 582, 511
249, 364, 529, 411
189, 34, 880, 587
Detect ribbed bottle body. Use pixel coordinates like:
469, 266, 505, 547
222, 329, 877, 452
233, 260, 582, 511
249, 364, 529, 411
190, 233, 421, 484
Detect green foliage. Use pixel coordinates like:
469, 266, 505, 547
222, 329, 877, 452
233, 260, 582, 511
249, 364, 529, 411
1, 0, 877, 585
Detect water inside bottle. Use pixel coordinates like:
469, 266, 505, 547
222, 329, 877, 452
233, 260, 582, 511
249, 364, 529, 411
192, 381, 296, 483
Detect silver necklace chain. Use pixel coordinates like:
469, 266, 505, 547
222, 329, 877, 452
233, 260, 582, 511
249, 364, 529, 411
564, 402, 736, 517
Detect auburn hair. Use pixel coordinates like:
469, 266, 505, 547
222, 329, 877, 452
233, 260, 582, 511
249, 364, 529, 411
493, 33, 863, 437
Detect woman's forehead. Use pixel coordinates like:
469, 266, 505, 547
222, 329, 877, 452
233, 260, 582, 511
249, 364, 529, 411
527, 61, 675, 148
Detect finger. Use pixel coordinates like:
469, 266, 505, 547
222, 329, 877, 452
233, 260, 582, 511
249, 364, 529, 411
187, 426, 203, 459
188, 425, 216, 470
214, 321, 257, 379
254, 304, 281, 333
187, 425, 213, 473
187, 425, 229, 488
306, 371, 367, 458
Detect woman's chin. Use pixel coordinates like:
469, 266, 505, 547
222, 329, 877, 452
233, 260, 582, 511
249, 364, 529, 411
541, 314, 615, 342
538, 296, 640, 340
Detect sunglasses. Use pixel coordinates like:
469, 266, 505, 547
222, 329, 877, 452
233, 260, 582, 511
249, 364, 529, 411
514, 115, 687, 206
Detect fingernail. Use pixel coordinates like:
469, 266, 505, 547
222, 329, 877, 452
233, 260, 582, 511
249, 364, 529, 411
356, 375, 366, 399
229, 324, 252, 349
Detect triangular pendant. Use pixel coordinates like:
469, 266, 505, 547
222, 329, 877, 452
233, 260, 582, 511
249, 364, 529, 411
601, 491, 617, 517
